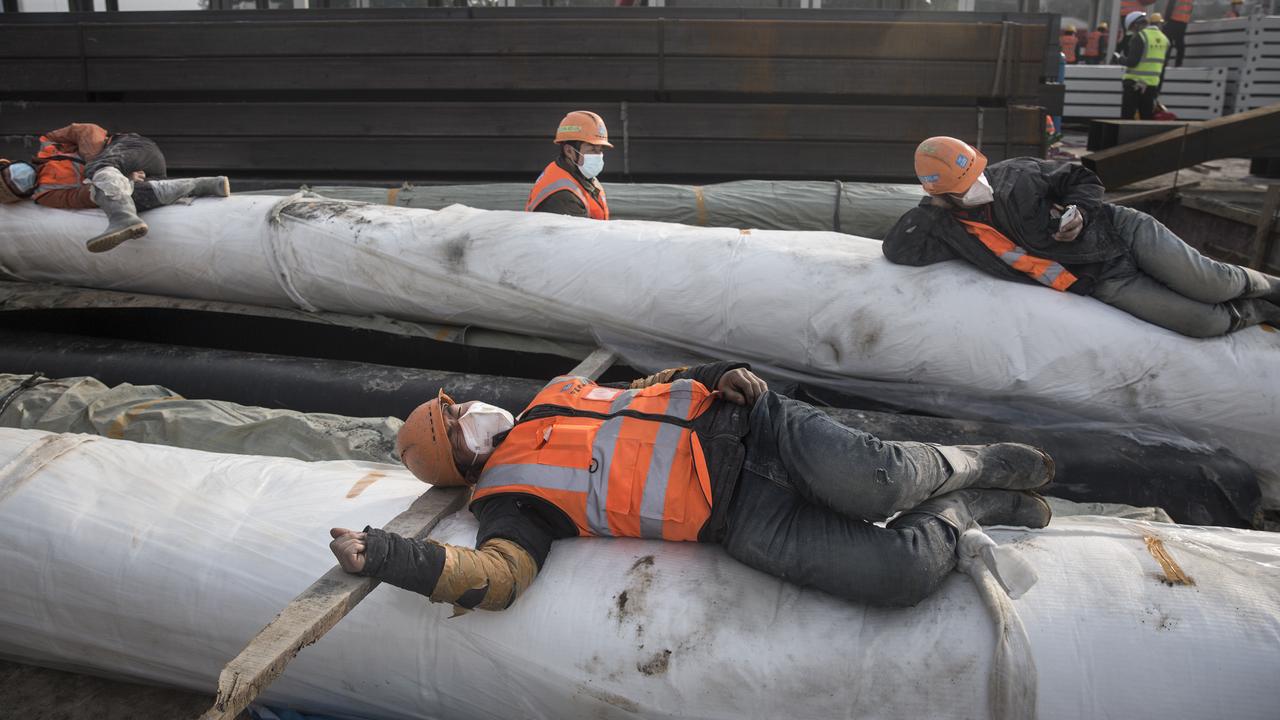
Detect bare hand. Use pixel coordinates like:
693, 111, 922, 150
129, 170, 146, 183
1053, 206, 1084, 242
329, 527, 367, 574
716, 368, 768, 406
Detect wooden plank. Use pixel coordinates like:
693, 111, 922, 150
1109, 181, 1200, 205
660, 19, 1046, 61
1082, 104, 1280, 188
201, 347, 616, 720
1250, 185, 1280, 270
81, 19, 661, 58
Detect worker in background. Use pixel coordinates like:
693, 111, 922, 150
1081, 22, 1107, 64
525, 110, 611, 219
1118, 0, 1158, 46
1118, 12, 1169, 119
330, 363, 1055, 611
1148, 11, 1165, 28
1226, 0, 1244, 18
0, 123, 230, 253
883, 137, 1280, 338
1060, 25, 1080, 64
1162, 0, 1193, 66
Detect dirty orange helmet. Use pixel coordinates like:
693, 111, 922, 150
913, 136, 988, 196
397, 390, 467, 487
554, 110, 613, 148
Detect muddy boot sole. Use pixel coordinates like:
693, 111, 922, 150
86, 223, 148, 253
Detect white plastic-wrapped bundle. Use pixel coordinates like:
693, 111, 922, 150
0, 428, 1277, 720
0, 197, 1276, 506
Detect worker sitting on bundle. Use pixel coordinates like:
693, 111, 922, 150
330, 363, 1054, 611
0, 123, 229, 253
1118, 11, 1169, 119
525, 111, 611, 219
882, 136, 1280, 337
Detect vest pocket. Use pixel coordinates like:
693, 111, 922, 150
535, 421, 597, 470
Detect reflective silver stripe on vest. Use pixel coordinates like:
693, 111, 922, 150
638, 379, 694, 539
997, 246, 1070, 287
1037, 263, 1067, 286
1000, 248, 1025, 264
527, 178, 586, 211
584, 389, 640, 536
477, 463, 590, 493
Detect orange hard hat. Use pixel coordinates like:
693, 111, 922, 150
914, 136, 988, 196
397, 390, 467, 487
554, 110, 613, 148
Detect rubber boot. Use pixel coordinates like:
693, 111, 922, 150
1239, 267, 1280, 306
930, 442, 1055, 496
86, 187, 147, 254
148, 176, 231, 205
1227, 298, 1280, 333
891, 489, 1052, 533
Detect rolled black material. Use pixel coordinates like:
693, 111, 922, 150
0, 329, 1259, 528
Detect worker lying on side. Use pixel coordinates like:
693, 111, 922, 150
330, 362, 1052, 611
883, 136, 1280, 337
0, 123, 230, 253
525, 110, 611, 219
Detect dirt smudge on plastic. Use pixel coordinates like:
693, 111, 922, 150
346, 471, 386, 499
637, 649, 672, 676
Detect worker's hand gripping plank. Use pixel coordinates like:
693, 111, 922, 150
201, 348, 616, 720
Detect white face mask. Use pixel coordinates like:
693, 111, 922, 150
458, 402, 515, 455
5, 162, 36, 194
579, 153, 604, 180
958, 173, 994, 207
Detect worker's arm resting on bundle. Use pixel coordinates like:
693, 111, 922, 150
879, 201, 965, 266
630, 360, 765, 406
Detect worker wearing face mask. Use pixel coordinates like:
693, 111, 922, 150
525, 111, 611, 219
882, 136, 1280, 337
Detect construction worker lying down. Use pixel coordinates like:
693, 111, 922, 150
0, 123, 229, 253
330, 362, 1053, 611
883, 136, 1280, 337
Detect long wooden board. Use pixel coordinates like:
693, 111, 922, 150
200, 348, 616, 720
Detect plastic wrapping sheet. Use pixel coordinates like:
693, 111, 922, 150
0, 196, 1276, 508
0, 374, 400, 464
0, 427, 1278, 719
260, 179, 924, 237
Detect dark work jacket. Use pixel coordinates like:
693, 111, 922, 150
358, 362, 753, 600
882, 158, 1127, 296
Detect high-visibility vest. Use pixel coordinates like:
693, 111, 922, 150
1122, 27, 1170, 88
1169, 0, 1193, 23
525, 161, 609, 220
1060, 33, 1079, 62
956, 218, 1079, 292
473, 375, 715, 542
31, 135, 87, 201
1083, 30, 1104, 56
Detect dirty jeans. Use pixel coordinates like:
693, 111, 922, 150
720, 391, 959, 607
1092, 205, 1247, 337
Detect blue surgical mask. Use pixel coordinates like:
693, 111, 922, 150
579, 153, 604, 180
6, 162, 36, 194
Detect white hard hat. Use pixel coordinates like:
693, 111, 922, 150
1124, 11, 1147, 29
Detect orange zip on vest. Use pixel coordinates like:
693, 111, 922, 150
956, 218, 1079, 292
525, 161, 609, 220
473, 375, 715, 542
32, 136, 87, 200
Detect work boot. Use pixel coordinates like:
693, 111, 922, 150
148, 176, 231, 205
891, 489, 1052, 533
86, 190, 147, 253
1239, 267, 1280, 305
1228, 298, 1280, 333
930, 443, 1055, 496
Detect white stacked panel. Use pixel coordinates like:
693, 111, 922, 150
1183, 16, 1253, 110
1064, 64, 1227, 119
1236, 15, 1280, 112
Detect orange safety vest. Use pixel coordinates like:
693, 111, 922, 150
1083, 30, 1104, 56
957, 218, 1079, 292
1060, 33, 1079, 62
1169, 0, 1193, 22
473, 375, 715, 542
31, 134, 87, 201
525, 161, 609, 220
1120, 0, 1155, 15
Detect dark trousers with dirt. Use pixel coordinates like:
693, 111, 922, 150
1164, 20, 1187, 67
1121, 79, 1158, 119
721, 391, 959, 607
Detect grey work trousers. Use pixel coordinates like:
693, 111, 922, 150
1092, 205, 1247, 337
721, 392, 958, 607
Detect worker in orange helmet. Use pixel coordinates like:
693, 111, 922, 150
329, 363, 1056, 612
525, 110, 612, 219
1060, 25, 1080, 64
882, 137, 1280, 337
